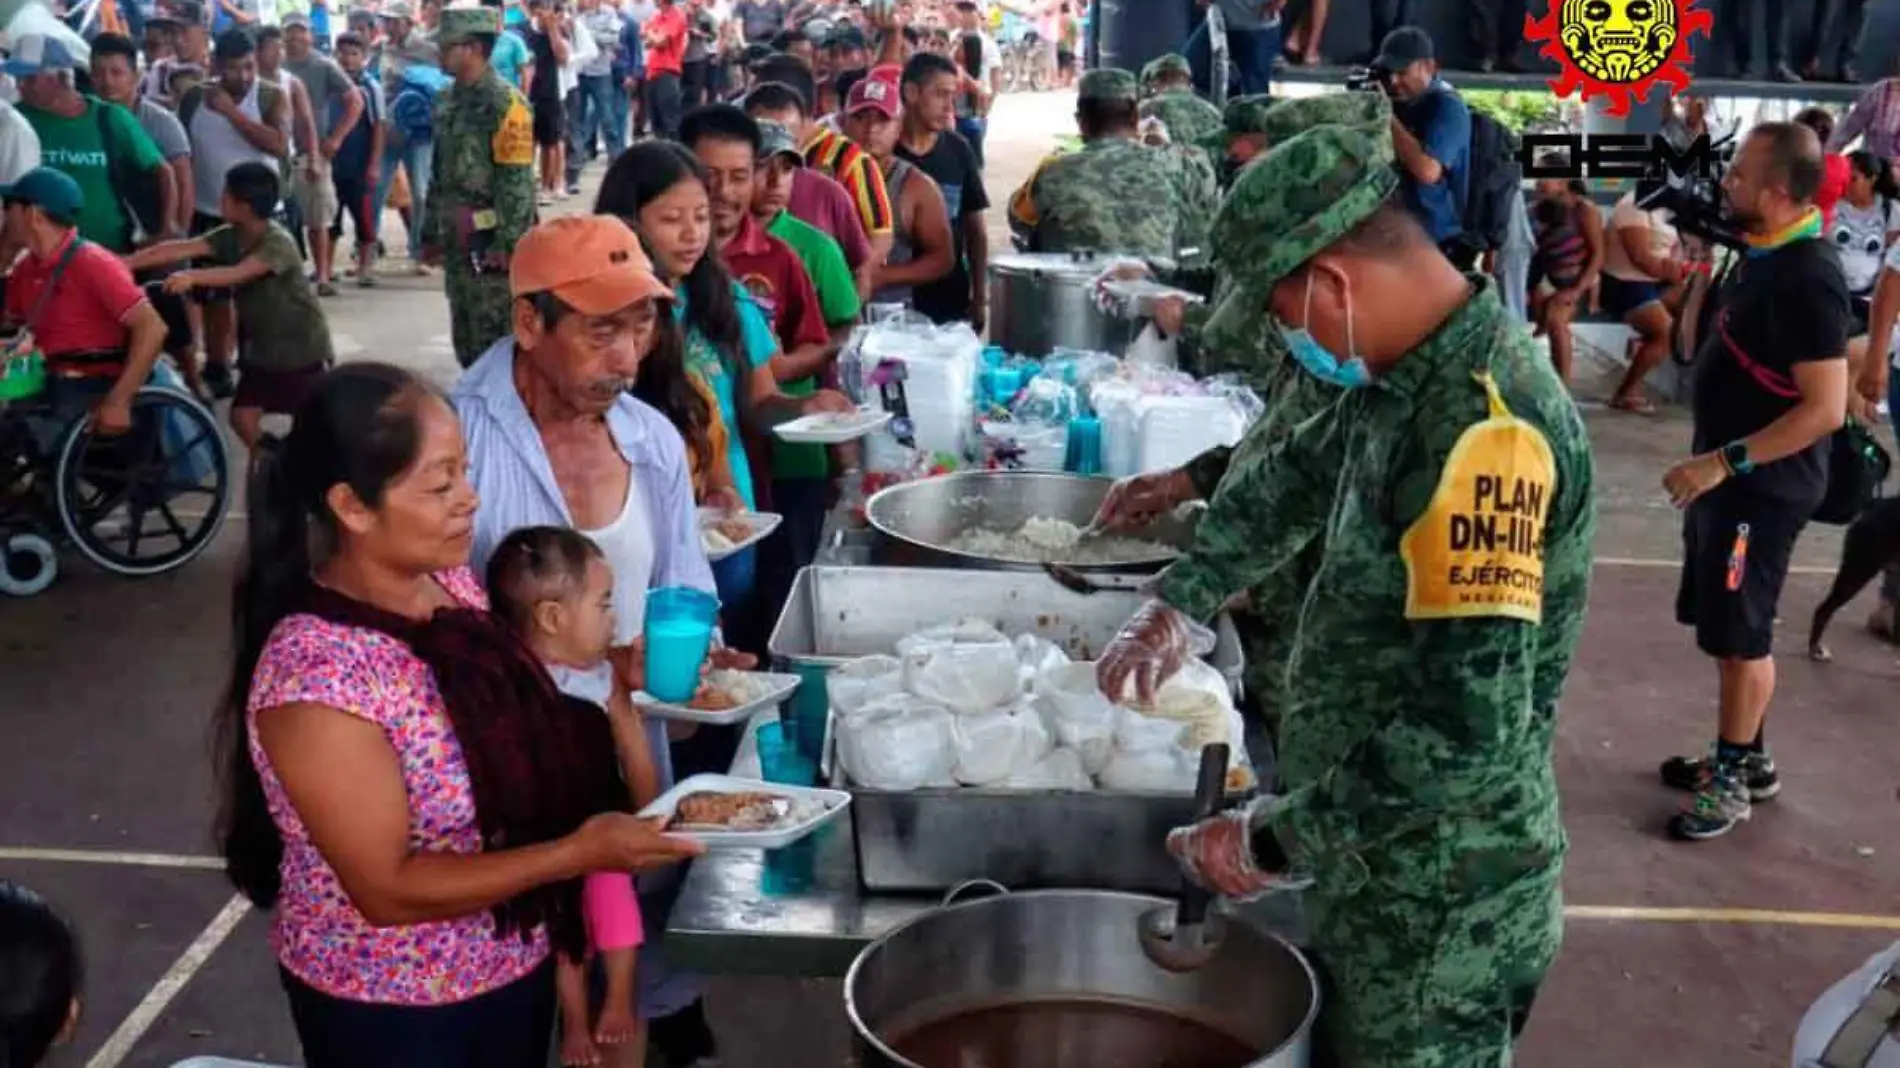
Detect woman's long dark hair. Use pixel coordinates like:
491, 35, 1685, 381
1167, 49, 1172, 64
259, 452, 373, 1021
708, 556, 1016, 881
215, 362, 438, 908
594, 141, 753, 433
1847, 150, 1900, 202
0, 883, 80, 1068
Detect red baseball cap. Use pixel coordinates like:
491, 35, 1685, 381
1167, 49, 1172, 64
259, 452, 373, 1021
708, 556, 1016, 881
845, 72, 899, 118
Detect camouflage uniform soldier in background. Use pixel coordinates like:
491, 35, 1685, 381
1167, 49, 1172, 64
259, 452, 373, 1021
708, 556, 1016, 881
1098, 94, 1395, 740
1006, 69, 1215, 260
422, 5, 536, 367
1139, 52, 1223, 158
1095, 125, 1596, 1067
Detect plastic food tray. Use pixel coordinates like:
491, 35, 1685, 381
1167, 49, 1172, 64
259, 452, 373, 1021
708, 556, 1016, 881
633, 671, 801, 726
638, 773, 851, 850
773, 408, 894, 444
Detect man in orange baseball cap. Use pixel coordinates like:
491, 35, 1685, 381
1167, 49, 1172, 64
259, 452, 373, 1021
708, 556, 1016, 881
454, 211, 749, 729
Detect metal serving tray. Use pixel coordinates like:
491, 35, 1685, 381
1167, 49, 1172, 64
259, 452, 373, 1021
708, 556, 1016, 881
767, 565, 1244, 690
766, 565, 1252, 895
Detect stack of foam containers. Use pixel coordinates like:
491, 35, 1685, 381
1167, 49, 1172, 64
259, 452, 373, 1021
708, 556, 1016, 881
855, 320, 981, 472
1091, 379, 1246, 477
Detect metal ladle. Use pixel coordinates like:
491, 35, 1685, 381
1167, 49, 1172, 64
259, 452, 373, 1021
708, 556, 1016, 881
1137, 742, 1231, 974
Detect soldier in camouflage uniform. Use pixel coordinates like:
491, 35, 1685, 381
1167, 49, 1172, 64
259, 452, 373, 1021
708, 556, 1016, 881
1006, 69, 1215, 261
421, 5, 536, 367
1097, 125, 1596, 1067
1103, 95, 1396, 739
1139, 53, 1223, 160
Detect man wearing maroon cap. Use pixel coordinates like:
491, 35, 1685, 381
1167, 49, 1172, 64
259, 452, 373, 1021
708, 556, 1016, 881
841, 66, 953, 308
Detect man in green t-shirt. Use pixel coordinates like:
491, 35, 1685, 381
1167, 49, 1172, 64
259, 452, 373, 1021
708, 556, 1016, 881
754, 118, 861, 594
754, 119, 861, 479
7, 34, 174, 253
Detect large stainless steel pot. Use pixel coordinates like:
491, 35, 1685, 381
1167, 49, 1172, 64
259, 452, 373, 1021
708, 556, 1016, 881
988, 250, 1139, 358
847, 887, 1317, 1068
864, 470, 1195, 574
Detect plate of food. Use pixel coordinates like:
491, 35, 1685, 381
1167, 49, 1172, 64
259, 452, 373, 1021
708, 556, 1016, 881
632, 669, 802, 726
637, 773, 851, 849
699, 508, 782, 561
772, 408, 894, 444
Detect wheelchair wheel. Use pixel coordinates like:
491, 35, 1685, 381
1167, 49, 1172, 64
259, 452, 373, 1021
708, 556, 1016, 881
53, 385, 233, 577
0, 533, 58, 597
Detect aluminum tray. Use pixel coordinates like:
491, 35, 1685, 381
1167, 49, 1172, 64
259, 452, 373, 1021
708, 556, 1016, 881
767, 565, 1244, 692
767, 565, 1255, 895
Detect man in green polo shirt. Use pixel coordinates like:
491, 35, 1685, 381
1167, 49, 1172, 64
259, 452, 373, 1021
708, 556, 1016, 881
753, 118, 862, 575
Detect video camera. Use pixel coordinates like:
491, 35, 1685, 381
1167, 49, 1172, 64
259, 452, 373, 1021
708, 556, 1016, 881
1344, 65, 1392, 94
1633, 130, 1744, 251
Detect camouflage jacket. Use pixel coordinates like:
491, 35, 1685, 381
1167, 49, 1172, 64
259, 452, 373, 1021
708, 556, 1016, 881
422, 68, 536, 258
1141, 89, 1224, 153
1007, 137, 1215, 260
1156, 281, 1595, 898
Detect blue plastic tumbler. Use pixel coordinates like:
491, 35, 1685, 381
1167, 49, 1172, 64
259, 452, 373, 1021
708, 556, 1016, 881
642, 586, 720, 704
1065, 415, 1103, 475
756, 720, 817, 786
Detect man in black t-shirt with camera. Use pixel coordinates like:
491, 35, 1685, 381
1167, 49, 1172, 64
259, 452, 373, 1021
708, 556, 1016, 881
1659, 121, 1851, 843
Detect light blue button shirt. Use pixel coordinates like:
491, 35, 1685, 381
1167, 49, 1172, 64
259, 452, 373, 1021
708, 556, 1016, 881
452, 335, 713, 1016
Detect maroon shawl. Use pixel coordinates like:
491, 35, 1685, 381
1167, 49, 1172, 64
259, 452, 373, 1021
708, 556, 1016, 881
298, 581, 628, 958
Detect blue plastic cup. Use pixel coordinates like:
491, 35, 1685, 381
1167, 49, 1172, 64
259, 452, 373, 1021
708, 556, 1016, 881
1065, 415, 1103, 476
787, 662, 830, 764
643, 586, 720, 704
757, 720, 817, 786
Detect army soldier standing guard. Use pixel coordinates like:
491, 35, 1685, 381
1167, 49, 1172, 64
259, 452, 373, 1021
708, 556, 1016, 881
422, 4, 536, 367
1096, 124, 1597, 1067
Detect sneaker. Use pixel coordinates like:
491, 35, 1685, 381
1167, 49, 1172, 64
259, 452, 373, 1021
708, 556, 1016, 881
1668, 768, 1753, 841
1659, 751, 1781, 801
202, 362, 236, 400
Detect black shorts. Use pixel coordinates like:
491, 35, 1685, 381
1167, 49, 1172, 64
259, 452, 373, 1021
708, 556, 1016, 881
1057, 47, 1075, 69
1676, 485, 1814, 659
532, 96, 566, 147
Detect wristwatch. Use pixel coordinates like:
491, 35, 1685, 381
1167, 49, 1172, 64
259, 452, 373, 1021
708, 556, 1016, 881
1720, 440, 1755, 476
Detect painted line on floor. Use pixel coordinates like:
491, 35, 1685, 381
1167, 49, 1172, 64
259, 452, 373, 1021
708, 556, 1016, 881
1565, 905, 1900, 930
0, 847, 223, 870
1595, 555, 1833, 576
84, 894, 252, 1068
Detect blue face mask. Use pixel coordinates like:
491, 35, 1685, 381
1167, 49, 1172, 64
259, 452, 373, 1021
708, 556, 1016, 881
1278, 272, 1371, 389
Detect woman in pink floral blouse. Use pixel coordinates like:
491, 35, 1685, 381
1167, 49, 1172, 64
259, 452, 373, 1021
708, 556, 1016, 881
213, 362, 701, 1067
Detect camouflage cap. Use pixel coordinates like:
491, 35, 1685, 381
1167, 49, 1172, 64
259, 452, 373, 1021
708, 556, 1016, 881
1139, 53, 1191, 91
437, 5, 502, 43
1077, 67, 1139, 103
1256, 90, 1392, 146
1210, 123, 1400, 295
1220, 94, 1275, 136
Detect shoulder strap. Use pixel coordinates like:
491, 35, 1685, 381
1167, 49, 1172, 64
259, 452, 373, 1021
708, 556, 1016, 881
23, 238, 89, 335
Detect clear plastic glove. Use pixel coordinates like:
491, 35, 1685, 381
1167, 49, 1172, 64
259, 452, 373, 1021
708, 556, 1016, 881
1091, 256, 1154, 316
1164, 795, 1303, 900
1097, 598, 1208, 707
1093, 467, 1195, 532
1139, 115, 1171, 146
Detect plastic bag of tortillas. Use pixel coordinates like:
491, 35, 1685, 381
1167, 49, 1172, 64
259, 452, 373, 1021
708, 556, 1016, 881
1097, 709, 1198, 792
895, 618, 1009, 657
835, 695, 958, 791
902, 631, 1023, 715
1034, 661, 1120, 776
828, 654, 905, 715
1012, 633, 1071, 684
1001, 746, 1095, 791
949, 699, 1054, 786
1113, 657, 1253, 789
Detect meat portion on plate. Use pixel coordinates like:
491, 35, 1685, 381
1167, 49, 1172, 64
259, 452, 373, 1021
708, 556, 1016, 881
667, 790, 797, 831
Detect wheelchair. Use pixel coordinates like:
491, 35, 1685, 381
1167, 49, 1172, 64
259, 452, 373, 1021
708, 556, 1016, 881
0, 368, 234, 597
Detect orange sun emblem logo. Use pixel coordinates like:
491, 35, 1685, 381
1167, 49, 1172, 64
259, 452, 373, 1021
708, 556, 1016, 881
1524, 0, 1713, 117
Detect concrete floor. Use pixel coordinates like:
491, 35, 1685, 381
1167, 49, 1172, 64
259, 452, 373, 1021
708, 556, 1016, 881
5, 89, 1900, 1068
